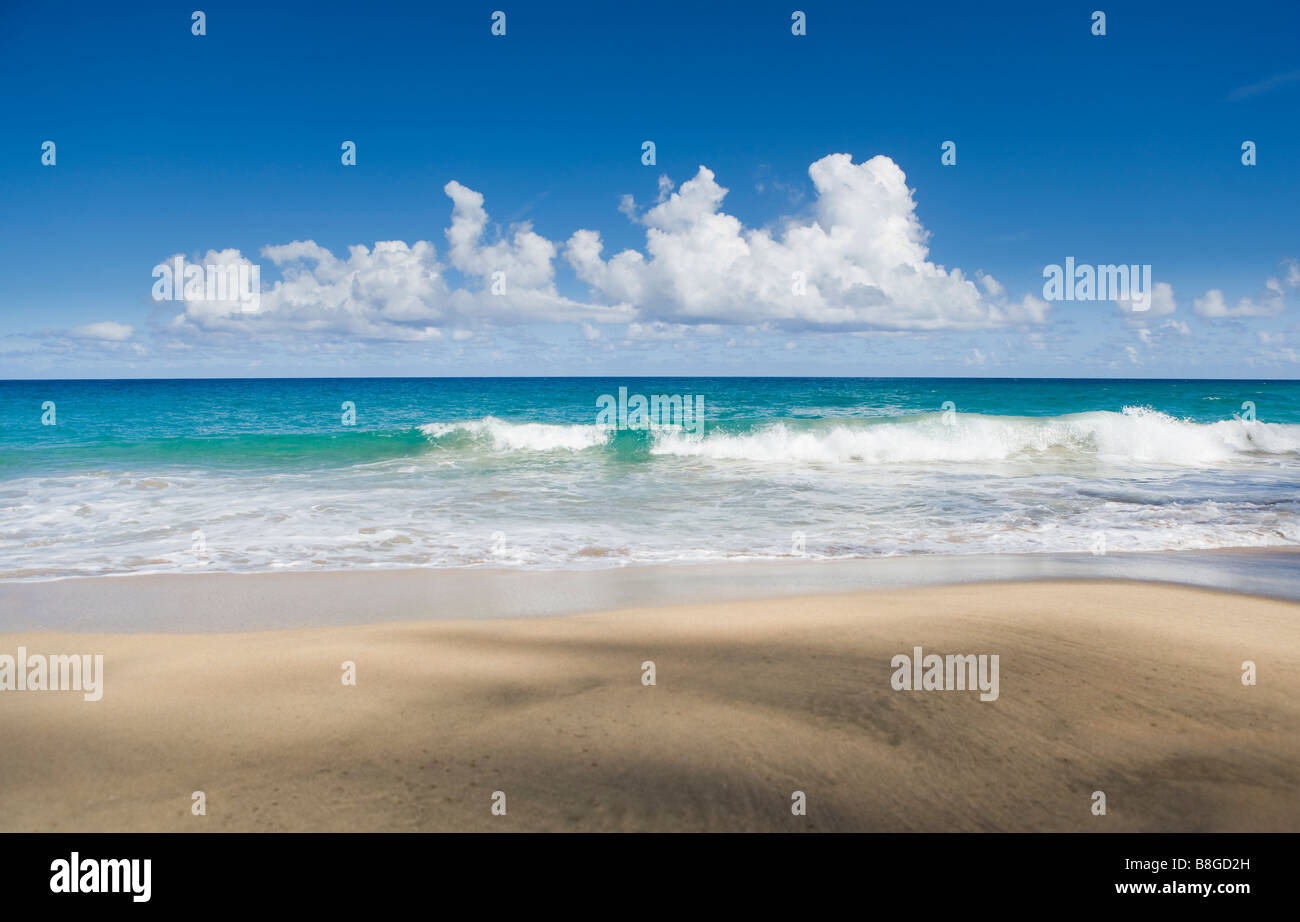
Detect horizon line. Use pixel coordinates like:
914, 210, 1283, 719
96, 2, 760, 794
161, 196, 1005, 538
4, 375, 1299, 384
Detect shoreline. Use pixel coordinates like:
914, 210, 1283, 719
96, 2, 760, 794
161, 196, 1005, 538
2, 547, 1299, 633
2, 579, 1296, 832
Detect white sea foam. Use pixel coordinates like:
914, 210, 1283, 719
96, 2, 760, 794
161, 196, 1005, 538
419, 417, 609, 452
648, 408, 1300, 466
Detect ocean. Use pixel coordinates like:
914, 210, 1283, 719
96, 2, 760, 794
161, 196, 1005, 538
2, 377, 1298, 580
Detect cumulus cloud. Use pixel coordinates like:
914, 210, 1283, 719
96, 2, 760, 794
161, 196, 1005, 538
84, 158, 1300, 359
1118, 280, 1176, 319
976, 271, 1006, 299
1192, 288, 1284, 319
157, 153, 1300, 351
566, 154, 1047, 331
1192, 261, 1295, 320
165, 185, 629, 343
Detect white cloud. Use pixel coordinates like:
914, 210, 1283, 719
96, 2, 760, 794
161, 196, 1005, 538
566, 154, 1048, 332
1192, 288, 1284, 319
139, 156, 1287, 353
623, 321, 722, 341
655, 174, 675, 202
1191, 263, 1296, 320
69, 321, 134, 341
165, 185, 629, 343
976, 271, 1006, 299
1119, 281, 1176, 318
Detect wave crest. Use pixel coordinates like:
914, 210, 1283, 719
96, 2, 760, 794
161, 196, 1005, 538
419, 417, 610, 453
648, 408, 1300, 466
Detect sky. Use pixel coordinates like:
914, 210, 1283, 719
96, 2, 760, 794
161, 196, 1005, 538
1, 0, 1298, 379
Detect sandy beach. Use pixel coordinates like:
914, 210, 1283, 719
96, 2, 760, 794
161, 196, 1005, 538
2, 577, 1296, 832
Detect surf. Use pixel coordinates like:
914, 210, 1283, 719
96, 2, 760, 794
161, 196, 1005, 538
646, 408, 1300, 467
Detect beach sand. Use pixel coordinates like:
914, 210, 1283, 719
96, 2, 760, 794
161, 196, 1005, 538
1, 578, 1296, 832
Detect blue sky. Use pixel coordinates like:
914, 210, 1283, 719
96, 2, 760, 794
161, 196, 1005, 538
1, 0, 1298, 378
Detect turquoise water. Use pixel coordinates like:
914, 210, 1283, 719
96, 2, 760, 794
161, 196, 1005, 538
2, 377, 1298, 579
